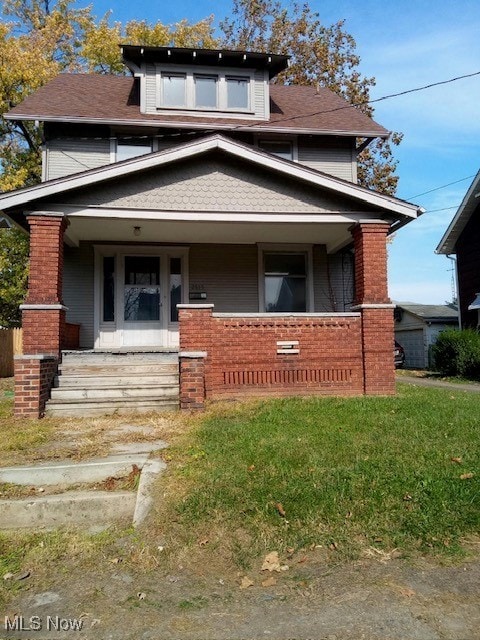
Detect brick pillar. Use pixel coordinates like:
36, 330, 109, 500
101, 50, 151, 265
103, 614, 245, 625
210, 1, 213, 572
351, 223, 395, 395
21, 213, 68, 356
15, 213, 67, 417
178, 305, 214, 409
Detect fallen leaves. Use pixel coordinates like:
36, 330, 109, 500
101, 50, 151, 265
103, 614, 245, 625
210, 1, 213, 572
275, 502, 286, 517
240, 576, 254, 589
460, 472, 474, 480
451, 456, 462, 464
261, 576, 277, 588
261, 551, 289, 572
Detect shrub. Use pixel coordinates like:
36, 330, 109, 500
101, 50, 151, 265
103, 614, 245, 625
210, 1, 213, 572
432, 328, 480, 380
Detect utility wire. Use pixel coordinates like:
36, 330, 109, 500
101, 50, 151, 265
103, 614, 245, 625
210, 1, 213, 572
407, 175, 476, 200
236, 69, 480, 129
424, 205, 459, 214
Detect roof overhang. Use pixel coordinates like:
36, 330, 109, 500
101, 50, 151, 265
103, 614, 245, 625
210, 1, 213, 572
120, 45, 289, 79
436, 169, 480, 254
0, 134, 421, 222
3, 113, 388, 139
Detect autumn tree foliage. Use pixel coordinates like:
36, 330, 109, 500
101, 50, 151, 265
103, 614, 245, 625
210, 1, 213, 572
221, 0, 402, 195
1, 0, 401, 195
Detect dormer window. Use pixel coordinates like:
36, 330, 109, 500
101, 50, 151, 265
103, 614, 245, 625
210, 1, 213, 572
227, 76, 249, 109
162, 73, 186, 107
194, 75, 218, 108
156, 67, 253, 114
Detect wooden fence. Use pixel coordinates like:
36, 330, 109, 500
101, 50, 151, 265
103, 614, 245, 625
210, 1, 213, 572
0, 328, 22, 377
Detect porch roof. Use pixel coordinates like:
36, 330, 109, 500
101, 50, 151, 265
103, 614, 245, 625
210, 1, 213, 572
0, 135, 423, 251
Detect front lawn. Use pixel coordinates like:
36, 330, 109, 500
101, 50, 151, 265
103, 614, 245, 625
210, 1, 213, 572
156, 384, 479, 564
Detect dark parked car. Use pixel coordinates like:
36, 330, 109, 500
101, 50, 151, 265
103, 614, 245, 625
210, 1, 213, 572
394, 340, 405, 368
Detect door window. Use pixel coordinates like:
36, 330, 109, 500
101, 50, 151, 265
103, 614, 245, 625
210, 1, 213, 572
264, 253, 307, 312
124, 256, 160, 322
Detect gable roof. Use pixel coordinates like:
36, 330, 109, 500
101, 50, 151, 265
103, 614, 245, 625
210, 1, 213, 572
5, 74, 389, 138
436, 169, 480, 254
0, 134, 420, 221
395, 302, 458, 322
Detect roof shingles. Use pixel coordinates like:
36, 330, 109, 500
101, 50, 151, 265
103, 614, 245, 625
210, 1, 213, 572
5, 74, 388, 136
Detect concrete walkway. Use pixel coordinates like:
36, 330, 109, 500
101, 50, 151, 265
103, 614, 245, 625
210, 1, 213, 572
397, 372, 480, 393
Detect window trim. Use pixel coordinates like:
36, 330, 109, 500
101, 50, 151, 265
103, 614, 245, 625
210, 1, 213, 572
155, 64, 254, 114
257, 244, 314, 313
255, 134, 298, 162
161, 71, 187, 108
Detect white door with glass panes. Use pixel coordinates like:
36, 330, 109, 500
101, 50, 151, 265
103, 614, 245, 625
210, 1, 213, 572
95, 248, 187, 349
122, 255, 163, 347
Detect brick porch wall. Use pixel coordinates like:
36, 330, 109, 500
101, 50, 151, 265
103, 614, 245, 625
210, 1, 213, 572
179, 306, 364, 407
14, 355, 58, 418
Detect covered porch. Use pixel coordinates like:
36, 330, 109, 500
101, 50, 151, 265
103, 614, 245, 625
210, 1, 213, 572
0, 135, 420, 416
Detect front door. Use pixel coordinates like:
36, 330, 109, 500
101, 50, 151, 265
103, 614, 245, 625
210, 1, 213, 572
122, 255, 163, 347
95, 247, 188, 349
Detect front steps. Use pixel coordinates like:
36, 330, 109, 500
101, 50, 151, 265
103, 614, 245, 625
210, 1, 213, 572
46, 351, 180, 416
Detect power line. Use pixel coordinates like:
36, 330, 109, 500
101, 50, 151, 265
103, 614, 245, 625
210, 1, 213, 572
407, 175, 476, 200
424, 205, 459, 214
237, 69, 480, 129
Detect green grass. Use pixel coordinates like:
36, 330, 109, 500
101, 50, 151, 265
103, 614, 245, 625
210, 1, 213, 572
159, 384, 479, 563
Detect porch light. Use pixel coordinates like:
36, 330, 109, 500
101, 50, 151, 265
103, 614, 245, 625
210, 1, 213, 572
133, 226, 141, 237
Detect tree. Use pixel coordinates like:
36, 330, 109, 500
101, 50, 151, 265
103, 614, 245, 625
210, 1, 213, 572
0, 227, 29, 327
221, 0, 401, 195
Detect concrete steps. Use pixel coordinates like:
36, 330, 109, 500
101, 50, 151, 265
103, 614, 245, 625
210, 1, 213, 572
46, 351, 180, 417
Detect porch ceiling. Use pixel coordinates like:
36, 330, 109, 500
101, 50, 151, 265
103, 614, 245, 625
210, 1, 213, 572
65, 215, 368, 253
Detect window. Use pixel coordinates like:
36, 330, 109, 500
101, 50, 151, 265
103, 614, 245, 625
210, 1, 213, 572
227, 76, 249, 109
170, 257, 182, 323
117, 139, 152, 162
162, 73, 186, 107
102, 256, 115, 323
264, 253, 307, 312
194, 75, 218, 108
258, 140, 293, 161
157, 68, 252, 112
124, 256, 160, 322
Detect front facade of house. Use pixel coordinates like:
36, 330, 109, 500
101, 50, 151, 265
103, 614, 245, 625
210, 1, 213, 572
0, 46, 420, 417
436, 170, 480, 329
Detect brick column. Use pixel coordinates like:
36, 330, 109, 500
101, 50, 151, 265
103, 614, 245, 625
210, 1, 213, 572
15, 213, 67, 417
21, 213, 68, 355
178, 305, 214, 410
351, 223, 395, 395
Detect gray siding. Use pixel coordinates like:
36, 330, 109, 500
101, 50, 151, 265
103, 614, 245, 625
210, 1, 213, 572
253, 71, 267, 119
298, 138, 356, 182
189, 245, 259, 312
46, 139, 110, 180
145, 63, 157, 113
63, 243, 95, 348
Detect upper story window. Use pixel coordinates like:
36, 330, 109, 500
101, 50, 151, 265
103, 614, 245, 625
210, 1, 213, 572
195, 75, 218, 108
227, 76, 249, 109
258, 140, 293, 161
116, 139, 152, 162
157, 67, 252, 114
162, 73, 186, 107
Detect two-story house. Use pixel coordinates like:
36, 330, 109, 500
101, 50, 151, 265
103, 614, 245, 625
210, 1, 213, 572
0, 45, 421, 417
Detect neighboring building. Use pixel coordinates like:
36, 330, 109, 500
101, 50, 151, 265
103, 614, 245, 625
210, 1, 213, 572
436, 170, 480, 328
394, 303, 458, 369
0, 45, 421, 417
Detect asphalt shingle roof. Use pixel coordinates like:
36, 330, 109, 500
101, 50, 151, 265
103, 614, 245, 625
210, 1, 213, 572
5, 74, 389, 137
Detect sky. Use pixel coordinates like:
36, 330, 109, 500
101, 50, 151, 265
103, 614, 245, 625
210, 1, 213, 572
21, 0, 480, 304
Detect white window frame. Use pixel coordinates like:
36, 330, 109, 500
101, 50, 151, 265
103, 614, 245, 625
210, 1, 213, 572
155, 64, 254, 115
257, 244, 314, 313
255, 134, 298, 162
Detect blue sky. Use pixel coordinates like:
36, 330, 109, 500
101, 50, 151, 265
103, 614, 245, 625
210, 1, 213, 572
62, 1, 480, 303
